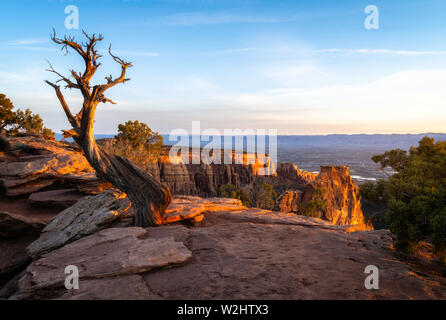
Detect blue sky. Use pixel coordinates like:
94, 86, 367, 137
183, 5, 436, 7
1, 0, 446, 134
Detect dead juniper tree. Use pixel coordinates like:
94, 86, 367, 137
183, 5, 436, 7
45, 30, 171, 227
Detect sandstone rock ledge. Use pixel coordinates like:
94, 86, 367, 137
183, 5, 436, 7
15, 228, 192, 300
7, 199, 446, 300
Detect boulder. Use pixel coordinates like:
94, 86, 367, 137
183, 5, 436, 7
17, 227, 192, 299
26, 190, 131, 257
0, 211, 45, 238
28, 189, 85, 209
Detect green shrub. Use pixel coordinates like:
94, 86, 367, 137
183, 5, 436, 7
0, 93, 54, 138
359, 180, 388, 206
116, 120, 163, 152
254, 183, 277, 210
365, 136, 446, 253
432, 212, 446, 251
218, 184, 252, 206
101, 121, 163, 171
302, 187, 327, 218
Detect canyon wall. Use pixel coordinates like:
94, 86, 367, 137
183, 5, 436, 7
0, 136, 369, 230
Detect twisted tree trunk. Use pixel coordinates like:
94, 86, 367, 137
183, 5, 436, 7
79, 135, 171, 226
45, 30, 171, 226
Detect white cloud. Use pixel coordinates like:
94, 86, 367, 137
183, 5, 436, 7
1, 38, 47, 46
173, 76, 217, 91
258, 61, 335, 87
223, 69, 446, 132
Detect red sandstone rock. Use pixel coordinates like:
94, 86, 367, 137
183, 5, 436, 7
28, 189, 85, 209
302, 166, 372, 231
276, 190, 303, 212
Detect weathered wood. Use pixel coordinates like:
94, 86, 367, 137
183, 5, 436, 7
45, 30, 171, 226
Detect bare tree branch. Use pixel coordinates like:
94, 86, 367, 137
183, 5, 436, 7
44, 80, 80, 131
45, 60, 79, 90
45, 30, 171, 227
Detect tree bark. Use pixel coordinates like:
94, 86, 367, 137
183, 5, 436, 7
45, 30, 171, 227
77, 135, 171, 226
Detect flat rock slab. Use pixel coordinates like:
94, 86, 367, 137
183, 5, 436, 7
164, 203, 207, 223
0, 136, 95, 196
9, 206, 446, 300
55, 275, 159, 300
17, 227, 192, 299
142, 215, 446, 300
27, 190, 131, 257
164, 196, 247, 223
28, 189, 85, 209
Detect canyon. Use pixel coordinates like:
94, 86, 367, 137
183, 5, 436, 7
1, 135, 444, 300
0, 135, 369, 230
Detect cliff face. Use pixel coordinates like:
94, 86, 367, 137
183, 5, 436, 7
0, 136, 368, 230
154, 155, 317, 197
158, 160, 255, 197
302, 166, 372, 231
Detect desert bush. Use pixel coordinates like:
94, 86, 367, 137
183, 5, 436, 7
0, 93, 54, 138
218, 183, 252, 206
253, 183, 277, 210
302, 187, 327, 218
116, 120, 163, 152
101, 121, 163, 172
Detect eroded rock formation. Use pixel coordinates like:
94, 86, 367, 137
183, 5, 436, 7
0, 136, 369, 230
276, 190, 303, 212
0, 136, 105, 196
303, 166, 372, 230
275, 166, 372, 231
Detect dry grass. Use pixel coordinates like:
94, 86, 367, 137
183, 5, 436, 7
100, 139, 160, 172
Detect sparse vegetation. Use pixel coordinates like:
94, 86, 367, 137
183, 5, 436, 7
302, 187, 327, 217
253, 182, 277, 210
218, 183, 251, 206
0, 93, 55, 138
100, 120, 163, 172
116, 120, 163, 151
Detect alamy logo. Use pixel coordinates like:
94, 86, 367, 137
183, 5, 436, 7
364, 265, 379, 289
65, 5, 79, 30
364, 5, 379, 30
168, 121, 277, 175
64, 265, 79, 290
